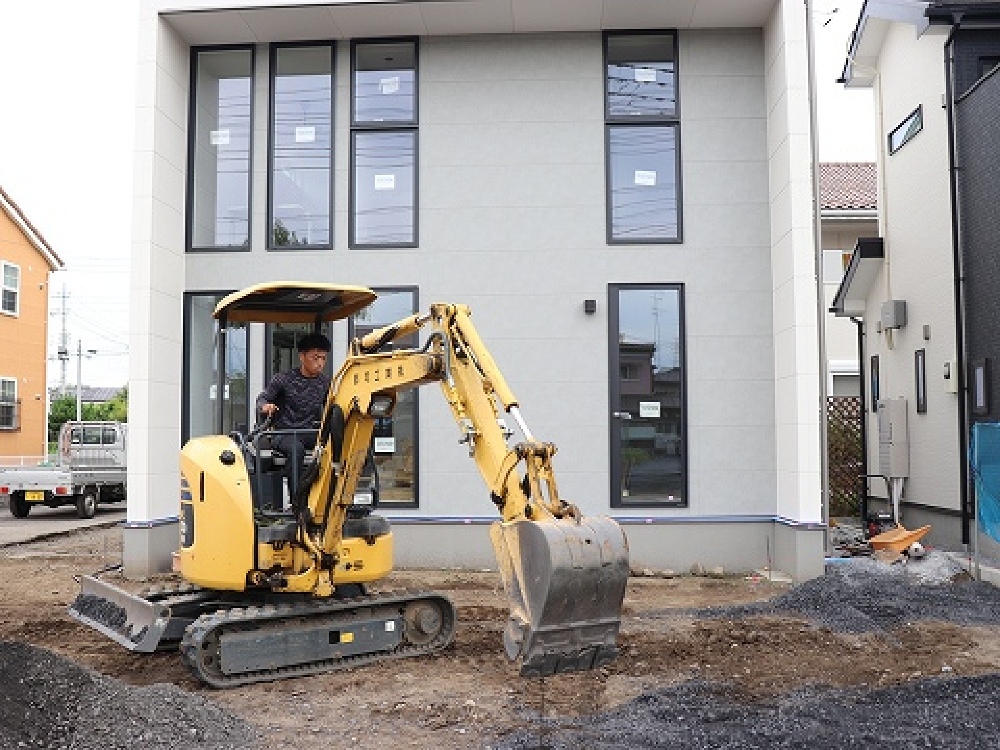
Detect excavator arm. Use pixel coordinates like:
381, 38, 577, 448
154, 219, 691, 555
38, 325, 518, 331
286, 301, 630, 676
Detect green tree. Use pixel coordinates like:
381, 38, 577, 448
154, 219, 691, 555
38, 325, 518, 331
48, 396, 77, 442
272, 219, 301, 247
48, 388, 129, 442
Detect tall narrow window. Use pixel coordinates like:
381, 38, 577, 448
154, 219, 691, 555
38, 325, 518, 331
870, 355, 880, 413
915, 349, 927, 414
1, 262, 19, 315
189, 48, 253, 250
610, 285, 686, 507
183, 292, 249, 442
0, 377, 17, 430
350, 40, 418, 248
349, 288, 419, 507
269, 44, 333, 249
605, 32, 681, 243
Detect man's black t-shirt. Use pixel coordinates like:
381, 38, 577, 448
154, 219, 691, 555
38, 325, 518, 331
256, 368, 331, 431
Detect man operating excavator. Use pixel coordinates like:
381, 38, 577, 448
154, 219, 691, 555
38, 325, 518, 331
256, 332, 331, 499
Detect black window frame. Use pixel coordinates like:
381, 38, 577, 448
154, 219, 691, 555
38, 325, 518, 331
347, 285, 421, 509
888, 105, 922, 156
266, 41, 336, 252
609, 282, 688, 509
349, 38, 419, 249
186, 45, 256, 253
870, 354, 880, 413
603, 30, 683, 245
915, 348, 927, 414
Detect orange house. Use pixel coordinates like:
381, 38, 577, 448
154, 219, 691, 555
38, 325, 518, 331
0, 186, 63, 458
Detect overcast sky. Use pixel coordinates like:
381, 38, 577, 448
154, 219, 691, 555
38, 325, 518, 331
0, 0, 873, 388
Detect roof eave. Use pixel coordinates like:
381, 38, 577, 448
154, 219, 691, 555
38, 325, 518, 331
0, 186, 64, 271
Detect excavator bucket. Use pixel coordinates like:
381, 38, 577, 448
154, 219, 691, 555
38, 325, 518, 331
68, 576, 178, 653
490, 515, 629, 678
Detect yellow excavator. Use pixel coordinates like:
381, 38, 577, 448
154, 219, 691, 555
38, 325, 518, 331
69, 282, 630, 688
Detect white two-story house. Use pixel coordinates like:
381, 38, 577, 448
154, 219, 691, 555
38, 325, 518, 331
125, 0, 826, 580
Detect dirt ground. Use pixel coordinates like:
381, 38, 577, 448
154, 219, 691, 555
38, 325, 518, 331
4, 524, 1000, 750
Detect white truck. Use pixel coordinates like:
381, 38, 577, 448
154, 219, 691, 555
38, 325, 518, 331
0, 421, 127, 519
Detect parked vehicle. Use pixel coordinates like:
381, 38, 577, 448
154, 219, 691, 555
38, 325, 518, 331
0, 421, 127, 519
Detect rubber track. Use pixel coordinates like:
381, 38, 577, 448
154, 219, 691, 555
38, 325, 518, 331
179, 589, 456, 688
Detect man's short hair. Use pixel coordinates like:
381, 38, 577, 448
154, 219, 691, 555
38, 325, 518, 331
297, 332, 331, 353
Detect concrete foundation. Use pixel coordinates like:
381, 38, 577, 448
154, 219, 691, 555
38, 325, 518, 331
390, 518, 826, 582
119, 516, 827, 583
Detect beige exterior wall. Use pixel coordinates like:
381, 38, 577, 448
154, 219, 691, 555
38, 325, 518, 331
0, 209, 53, 458
864, 21, 961, 526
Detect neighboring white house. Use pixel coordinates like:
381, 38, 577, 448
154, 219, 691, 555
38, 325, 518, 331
836, 0, 1000, 555
820, 162, 877, 398
126, 0, 825, 580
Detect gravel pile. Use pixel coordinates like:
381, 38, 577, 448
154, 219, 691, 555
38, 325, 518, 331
685, 551, 1000, 633
495, 558, 1000, 749
494, 674, 1000, 749
0, 641, 259, 750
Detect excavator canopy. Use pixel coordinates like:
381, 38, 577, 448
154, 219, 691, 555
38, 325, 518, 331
214, 282, 376, 324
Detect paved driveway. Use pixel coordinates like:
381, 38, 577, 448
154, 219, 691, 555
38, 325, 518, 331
0, 500, 125, 547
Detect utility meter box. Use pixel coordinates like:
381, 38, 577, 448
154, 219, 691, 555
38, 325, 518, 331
878, 398, 909, 478
881, 299, 907, 330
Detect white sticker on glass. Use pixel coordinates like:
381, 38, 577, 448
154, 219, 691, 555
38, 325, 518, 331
380, 76, 400, 95
210, 129, 230, 146
634, 170, 657, 187
639, 401, 661, 418
295, 126, 315, 143
374, 174, 396, 191
635, 67, 657, 83
374, 437, 396, 454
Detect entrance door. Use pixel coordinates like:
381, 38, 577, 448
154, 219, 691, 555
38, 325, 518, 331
610, 285, 686, 507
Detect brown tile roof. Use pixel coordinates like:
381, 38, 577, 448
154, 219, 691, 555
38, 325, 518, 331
820, 162, 877, 212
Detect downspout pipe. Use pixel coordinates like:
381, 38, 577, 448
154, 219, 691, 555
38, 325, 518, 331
942, 26, 971, 545
851, 316, 869, 526
805, 0, 831, 537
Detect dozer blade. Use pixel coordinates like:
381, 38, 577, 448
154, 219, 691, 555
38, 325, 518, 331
490, 515, 629, 678
68, 575, 176, 653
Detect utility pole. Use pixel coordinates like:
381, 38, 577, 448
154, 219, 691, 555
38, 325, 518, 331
57, 285, 70, 395
75, 341, 97, 421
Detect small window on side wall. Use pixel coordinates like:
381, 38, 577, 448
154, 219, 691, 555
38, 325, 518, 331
870, 355, 880, 413
915, 349, 927, 414
1, 262, 19, 316
888, 106, 922, 155
972, 359, 991, 416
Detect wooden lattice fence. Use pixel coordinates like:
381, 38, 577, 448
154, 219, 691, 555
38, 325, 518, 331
828, 396, 862, 518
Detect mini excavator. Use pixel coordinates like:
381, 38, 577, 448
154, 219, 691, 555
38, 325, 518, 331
69, 282, 630, 687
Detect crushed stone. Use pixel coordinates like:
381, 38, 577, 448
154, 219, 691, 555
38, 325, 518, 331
0, 641, 260, 750
678, 550, 1000, 633
495, 556, 1000, 749
493, 674, 1000, 749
